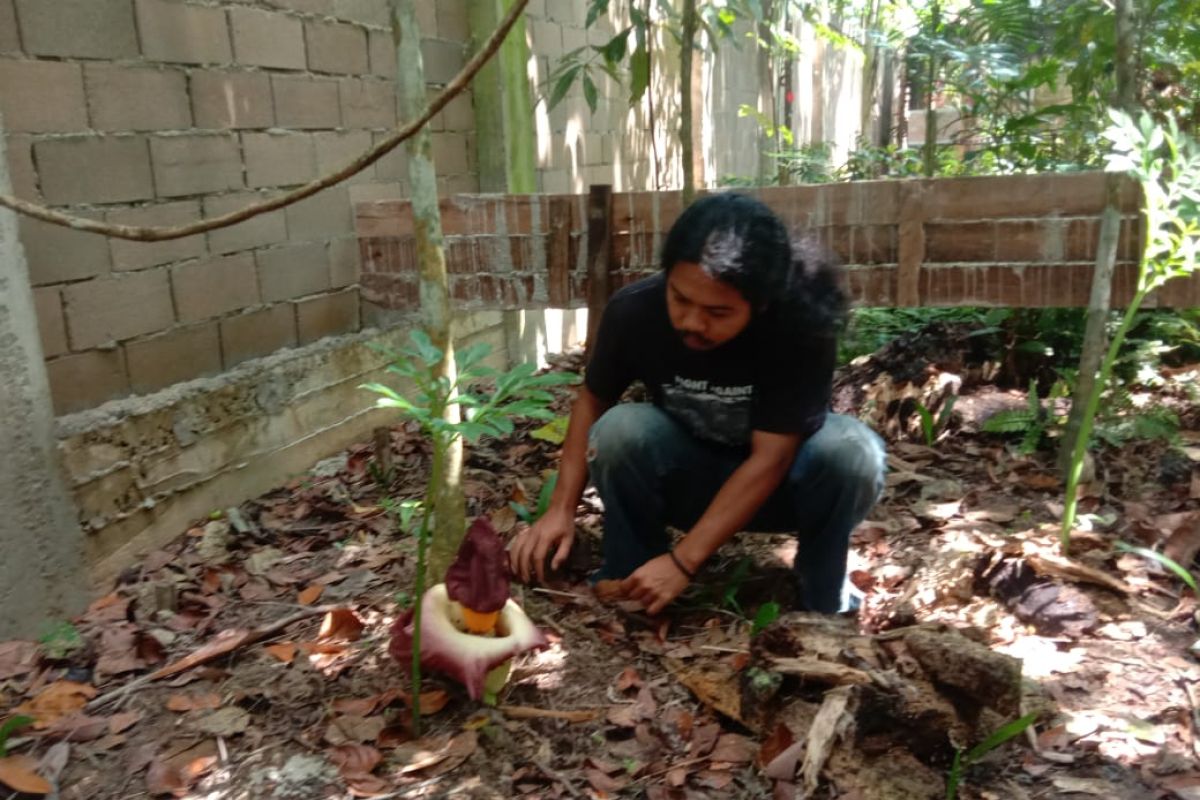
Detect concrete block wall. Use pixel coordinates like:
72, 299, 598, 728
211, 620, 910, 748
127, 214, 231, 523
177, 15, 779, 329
58, 312, 509, 582
1, 0, 481, 415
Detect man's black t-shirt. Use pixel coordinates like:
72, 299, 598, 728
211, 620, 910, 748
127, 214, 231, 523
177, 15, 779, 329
585, 273, 834, 448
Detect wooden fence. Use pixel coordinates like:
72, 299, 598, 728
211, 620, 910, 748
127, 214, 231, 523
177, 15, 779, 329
354, 172, 1200, 322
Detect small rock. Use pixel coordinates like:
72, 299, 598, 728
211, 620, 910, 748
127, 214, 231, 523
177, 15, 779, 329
196, 520, 232, 563
311, 455, 347, 479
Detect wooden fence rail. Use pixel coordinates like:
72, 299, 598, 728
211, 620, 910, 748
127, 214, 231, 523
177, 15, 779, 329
354, 172, 1200, 318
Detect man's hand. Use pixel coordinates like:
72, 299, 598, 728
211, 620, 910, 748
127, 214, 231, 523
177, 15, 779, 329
621, 554, 691, 615
509, 508, 575, 584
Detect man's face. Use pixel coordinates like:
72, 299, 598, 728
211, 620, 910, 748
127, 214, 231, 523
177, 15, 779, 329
666, 261, 753, 350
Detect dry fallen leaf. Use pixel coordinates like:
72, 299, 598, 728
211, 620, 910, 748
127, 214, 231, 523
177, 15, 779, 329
318, 609, 366, 642
326, 715, 386, 745
0, 641, 39, 680
332, 690, 398, 717
189, 707, 250, 736
764, 740, 805, 781
150, 628, 256, 681
634, 685, 657, 720
606, 704, 640, 728
689, 723, 722, 758
14, 681, 97, 728
586, 767, 627, 795
694, 769, 734, 790
85, 592, 132, 623
410, 690, 449, 715
328, 744, 383, 775
108, 711, 143, 735
344, 773, 390, 797
166, 693, 221, 712
615, 666, 642, 693
297, 585, 324, 606
418, 731, 477, 778
393, 735, 453, 775
264, 643, 298, 664
709, 732, 756, 764
145, 741, 219, 798
42, 713, 109, 742
0, 754, 53, 795
758, 723, 795, 769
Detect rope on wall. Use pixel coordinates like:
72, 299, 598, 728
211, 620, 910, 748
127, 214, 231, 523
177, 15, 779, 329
0, 0, 530, 243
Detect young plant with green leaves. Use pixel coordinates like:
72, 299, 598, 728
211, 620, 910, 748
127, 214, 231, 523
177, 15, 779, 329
1061, 111, 1200, 552
982, 379, 1069, 455
363, 331, 576, 731
915, 394, 958, 447
946, 712, 1038, 799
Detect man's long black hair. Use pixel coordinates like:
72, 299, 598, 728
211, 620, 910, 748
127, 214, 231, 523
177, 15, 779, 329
660, 192, 847, 339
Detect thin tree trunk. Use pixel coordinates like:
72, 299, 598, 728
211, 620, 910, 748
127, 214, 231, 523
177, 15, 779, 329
498, 0, 536, 192
392, 0, 465, 581
1056, 0, 1138, 477
879, 48, 894, 147
859, 0, 882, 147
922, 2, 940, 177
757, 0, 776, 184
680, 0, 697, 205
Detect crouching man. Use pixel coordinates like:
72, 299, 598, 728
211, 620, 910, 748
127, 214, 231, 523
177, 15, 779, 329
511, 193, 885, 614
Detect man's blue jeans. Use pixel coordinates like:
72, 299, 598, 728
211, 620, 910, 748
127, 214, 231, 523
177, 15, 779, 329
586, 404, 886, 613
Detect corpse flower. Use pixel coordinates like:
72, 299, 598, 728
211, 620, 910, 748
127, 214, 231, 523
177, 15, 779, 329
389, 518, 547, 702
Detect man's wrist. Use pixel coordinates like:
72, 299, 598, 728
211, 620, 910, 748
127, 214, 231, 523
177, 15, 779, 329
673, 539, 709, 575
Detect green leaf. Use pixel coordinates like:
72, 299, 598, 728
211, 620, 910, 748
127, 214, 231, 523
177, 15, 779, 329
629, 48, 650, 105
981, 409, 1037, 434
536, 471, 558, 520
528, 371, 580, 386
456, 341, 492, 372
582, 71, 598, 113
585, 0, 610, 28
510, 501, 532, 524
601, 28, 630, 65
409, 329, 442, 366
0, 715, 34, 758
531, 416, 570, 445
964, 713, 1038, 762
1115, 542, 1198, 592
915, 402, 935, 446
751, 601, 780, 636
548, 64, 581, 111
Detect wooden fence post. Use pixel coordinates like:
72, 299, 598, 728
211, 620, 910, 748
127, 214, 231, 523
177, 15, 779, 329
897, 180, 926, 307
545, 196, 572, 307
585, 184, 614, 355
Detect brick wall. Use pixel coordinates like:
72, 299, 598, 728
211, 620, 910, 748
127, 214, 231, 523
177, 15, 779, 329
357, 172, 1200, 312
2, 0, 482, 415
3, 0, 850, 416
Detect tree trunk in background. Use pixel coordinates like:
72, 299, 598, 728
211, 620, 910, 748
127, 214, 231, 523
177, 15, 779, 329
879, 49, 894, 147
859, 0, 881, 149
498, 0, 537, 193
0, 116, 89, 638
468, 0, 507, 192
392, 0, 465, 580
756, 0, 776, 184
469, 0, 536, 368
1057, 0, 1138, 477
680, 0, 697, 205
922, 2, 940, 177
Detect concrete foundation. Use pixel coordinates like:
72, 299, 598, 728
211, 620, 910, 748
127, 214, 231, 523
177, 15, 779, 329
0, 121, 89, 638
59, 309, 510, 589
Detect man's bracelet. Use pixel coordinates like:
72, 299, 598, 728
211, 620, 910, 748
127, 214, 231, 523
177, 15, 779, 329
668, 549, 696, 580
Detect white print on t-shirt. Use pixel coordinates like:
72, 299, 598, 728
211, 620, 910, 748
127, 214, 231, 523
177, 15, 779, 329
662, 375, 753, 447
